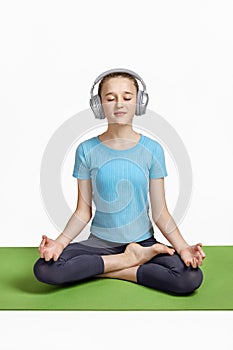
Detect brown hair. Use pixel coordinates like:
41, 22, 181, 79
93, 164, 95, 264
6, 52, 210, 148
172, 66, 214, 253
98, 72, 139, 100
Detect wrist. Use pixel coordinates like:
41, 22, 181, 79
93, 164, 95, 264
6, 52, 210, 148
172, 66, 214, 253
55, 233, 71, 250
177, 244, 189, 255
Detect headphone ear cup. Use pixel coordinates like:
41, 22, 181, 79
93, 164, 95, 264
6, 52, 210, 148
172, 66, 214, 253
90, 95, 106, 119
136, 90, 149, 115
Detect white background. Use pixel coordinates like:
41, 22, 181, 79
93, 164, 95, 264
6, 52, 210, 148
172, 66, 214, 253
0, 1, 232, 349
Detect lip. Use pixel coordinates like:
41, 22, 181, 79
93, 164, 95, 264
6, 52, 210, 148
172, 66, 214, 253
114, 112, 126, 116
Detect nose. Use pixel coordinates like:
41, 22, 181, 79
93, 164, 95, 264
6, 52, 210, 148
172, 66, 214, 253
116, 102, 123, 109
115, 96, 124, 107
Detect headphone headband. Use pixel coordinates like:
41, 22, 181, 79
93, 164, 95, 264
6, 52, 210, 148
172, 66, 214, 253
90, 68, 147, 98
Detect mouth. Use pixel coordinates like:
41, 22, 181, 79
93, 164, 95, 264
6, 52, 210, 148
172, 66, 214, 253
114, 112, 127, 116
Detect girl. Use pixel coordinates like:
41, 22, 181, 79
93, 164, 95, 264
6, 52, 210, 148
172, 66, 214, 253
34, 69, 205, 295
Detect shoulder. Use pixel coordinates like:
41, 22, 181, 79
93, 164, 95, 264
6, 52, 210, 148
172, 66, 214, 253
75, 136, 98, 154
141, 134, 165, 156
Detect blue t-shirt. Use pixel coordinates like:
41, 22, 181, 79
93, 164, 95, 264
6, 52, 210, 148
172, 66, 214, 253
72, 134, 168, 243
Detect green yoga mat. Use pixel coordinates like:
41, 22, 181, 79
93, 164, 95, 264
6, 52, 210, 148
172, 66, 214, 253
0, 246, 232, 310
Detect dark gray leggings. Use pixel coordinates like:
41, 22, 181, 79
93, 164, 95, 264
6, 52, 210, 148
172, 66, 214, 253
33, 234, 203, 295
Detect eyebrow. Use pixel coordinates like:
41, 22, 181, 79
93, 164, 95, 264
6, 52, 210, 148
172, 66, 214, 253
104, 91, 133, 96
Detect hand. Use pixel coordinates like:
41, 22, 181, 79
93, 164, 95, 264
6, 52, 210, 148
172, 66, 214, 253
38, 235, 64, 262
180, 243, 206, 268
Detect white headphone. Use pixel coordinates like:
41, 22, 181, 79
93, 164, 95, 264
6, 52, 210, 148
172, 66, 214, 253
89, 68, 149, 119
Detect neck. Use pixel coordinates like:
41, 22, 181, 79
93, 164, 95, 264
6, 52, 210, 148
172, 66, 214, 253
101, 123, 139, 141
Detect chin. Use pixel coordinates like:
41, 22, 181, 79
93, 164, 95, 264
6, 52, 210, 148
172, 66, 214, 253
109, 115, 134, 124
111, 120, 132, 126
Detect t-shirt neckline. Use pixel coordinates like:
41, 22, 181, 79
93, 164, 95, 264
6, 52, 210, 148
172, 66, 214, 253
95, 133, 144, 153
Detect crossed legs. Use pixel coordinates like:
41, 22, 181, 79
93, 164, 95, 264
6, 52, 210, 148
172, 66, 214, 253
33, 234, 203, 295
97, 241, 175, 282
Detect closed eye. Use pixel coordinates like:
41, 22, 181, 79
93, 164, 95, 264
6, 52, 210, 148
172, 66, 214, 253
107, 98, 132, 101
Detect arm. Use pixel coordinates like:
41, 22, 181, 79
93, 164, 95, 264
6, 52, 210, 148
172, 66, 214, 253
39, 179, 92, 261
56, 179, 92, 248
149, 178, 205, 267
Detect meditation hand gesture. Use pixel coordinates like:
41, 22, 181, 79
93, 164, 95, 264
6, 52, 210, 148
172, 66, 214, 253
180, 243, 206, 268
38, 235, 64, 262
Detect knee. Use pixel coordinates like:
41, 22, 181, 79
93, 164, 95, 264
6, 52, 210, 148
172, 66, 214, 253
33, 258, 49, 284
33, 258, 63, 285
176, 267, 204, 295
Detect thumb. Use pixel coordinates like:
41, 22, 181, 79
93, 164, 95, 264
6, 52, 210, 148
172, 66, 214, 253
42, 235, 50, 245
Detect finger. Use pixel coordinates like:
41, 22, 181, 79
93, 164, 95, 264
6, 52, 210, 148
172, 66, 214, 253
194, 251, 202, 264
42, 235, 49, 246
191, 258, 197, 268
44, 253, 51, 262
196, 258, 200, 267
200, 249, 206, 259
38, 245, 44, 256
194, 243, 202, 252
192, 249, 204, 266
39, 245, 45, 257
197, 245, 206, 259
39, 238, 47, 255
53, 253, 59, 262
197, 253, 203, 266
39, 250, 45, 259
168, 247, 175, 255
40, 237, 46, 248
190, 258, 194, 268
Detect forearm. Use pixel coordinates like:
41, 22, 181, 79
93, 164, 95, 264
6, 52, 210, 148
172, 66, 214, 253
153, 211, 189, 254
55, 210, 92, 249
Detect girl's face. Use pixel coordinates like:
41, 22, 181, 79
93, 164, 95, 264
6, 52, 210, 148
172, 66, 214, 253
100, 77, 137, 125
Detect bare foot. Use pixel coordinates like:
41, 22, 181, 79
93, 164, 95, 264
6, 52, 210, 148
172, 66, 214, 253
124, 242, 175, 266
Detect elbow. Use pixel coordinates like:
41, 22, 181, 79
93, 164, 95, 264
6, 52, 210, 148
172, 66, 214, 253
74, 209, 92, 224
152, 208, 170, 226
152, 210, 174, 235
153, 210, 177, 237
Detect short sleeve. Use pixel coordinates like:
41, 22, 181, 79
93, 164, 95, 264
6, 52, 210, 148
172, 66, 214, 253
149, 142, 168, 178
72, 143, 91, 179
